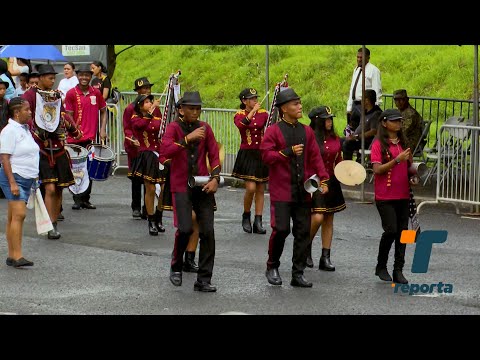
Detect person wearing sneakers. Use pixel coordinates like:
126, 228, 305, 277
371, 109, 411, 285
232, 87, 269, 235
0, 97, 39, 268
160, 91, 221, 292
260, 88, 329, 288
306, 106, 346, 271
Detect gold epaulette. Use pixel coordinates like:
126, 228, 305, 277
235, 110, 247, 115
257, 109, 267, 113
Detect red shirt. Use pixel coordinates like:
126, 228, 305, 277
233, 109, 268, 150
370, 138, 410, 200
64, 85, 106, 144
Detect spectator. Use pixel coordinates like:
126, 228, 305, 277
346, 47, 382, 131
90, 61, 111, 102
57, 62, 79, 102
0, 59, 16, 101
0, 97, 39, 268
13, 73, 29, 96
393, 89, 424, 152
7, 57, 31, 90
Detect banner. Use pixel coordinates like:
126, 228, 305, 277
35, 93, 61, 132
69, 157, 90, 194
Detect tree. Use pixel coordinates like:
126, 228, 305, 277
107, 45, 135, 79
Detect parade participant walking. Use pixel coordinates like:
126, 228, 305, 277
260, 88, 329, 288
64, 64, 107, 210
22, 65, 83, 239
128, 94, 165, 235
123, 77, 162, 220
306, 106, 346, 270
160, 91, 221, 292
232, 88, 269, 234
0, 97, 39, 267
371, 109, 411, 285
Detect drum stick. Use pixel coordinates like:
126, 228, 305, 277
259, 91, 269, 106
125, 136, 136, 143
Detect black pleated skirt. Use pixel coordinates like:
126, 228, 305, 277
39, 150, 75, 188
128, 151, 165, 184
311, 174, 346, 214
231, 149, 268, 183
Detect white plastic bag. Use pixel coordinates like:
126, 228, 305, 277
34, 188, 53, 235
26, 188, 35, 209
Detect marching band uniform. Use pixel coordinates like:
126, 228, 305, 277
160, 91, 220, 292
307, 106, 346, 271
128, 94, 165, 235
123, 77, 162, 219
232, 87, 269, 234
260, 88, 329, 288
22, 64, 82, 239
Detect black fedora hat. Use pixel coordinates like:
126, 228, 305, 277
308, 106, 335, 120
134, 77, 154, 91
37, 64, 58, 76
0, 80, 9, 89
75, 63, 93, 74
177, 91, 203, 106
274, 88, 300, 107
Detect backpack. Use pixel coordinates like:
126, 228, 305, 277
110, 87, 123, 104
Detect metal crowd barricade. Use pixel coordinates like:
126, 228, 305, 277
417, 123, 480, 214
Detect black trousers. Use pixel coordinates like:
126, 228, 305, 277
72, 140, 93, 204
171, 187, 216, 283
131, 177, 144, 210
267, 200, 311, 277
375, 199, 409, 270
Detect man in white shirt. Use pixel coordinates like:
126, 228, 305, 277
346, 47, 382, 131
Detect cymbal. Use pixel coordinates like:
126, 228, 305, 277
334, 160, 366, 186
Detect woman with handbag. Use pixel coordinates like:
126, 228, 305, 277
0, 97, 39, 268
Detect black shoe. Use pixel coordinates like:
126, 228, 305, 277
252, 215, 266, 234
319, 248, 335, 271
47, 222, 61, 240
148, 216, 159, 236
57, 213, 65, 221
242, 212, 252, 233
194, 280, 217, 292
12, 257, 34, 268
169, 269, 182, 286
155, 209, 166, 233
375, 266, 393, 282
265, 268, 282, 285
290, 274, 313, 288
6, 257, 13, 266
72, 203, 82, 210
393, 270, 408, 284
132, 209, 142, 219
183, 251, 199, 273
81, 201, 96, 209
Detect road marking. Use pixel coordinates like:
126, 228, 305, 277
461, 216, 480, 221
219, 311, 249, 315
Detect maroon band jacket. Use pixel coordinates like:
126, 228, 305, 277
260, 119, 329, 203
160, 117, 221, 193
233, 109, 268, 150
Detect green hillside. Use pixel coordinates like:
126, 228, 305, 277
113, 45, 478, 130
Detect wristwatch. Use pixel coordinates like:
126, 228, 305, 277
395, 158, 401, 164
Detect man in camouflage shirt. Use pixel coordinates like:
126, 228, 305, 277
393, 89, 424, 151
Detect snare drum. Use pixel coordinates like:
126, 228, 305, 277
65, 144, 90, 194
87, 144, 115, 181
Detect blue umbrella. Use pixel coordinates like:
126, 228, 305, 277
0, 45, 66, 61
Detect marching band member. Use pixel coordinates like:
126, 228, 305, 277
160, 91, 220, 292
306, 106, 346, 271
22, 64, 83, 239
232, 88, 269, 234
64, 64, 107, 210
260, 88, 329, 288
128, 94, 164, 236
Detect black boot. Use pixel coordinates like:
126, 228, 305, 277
242, 211, 252, 233
141, 205, 147, 220
375, 265, 392, 281
148, 215, 159, 236
306, 241, 314, 268
183, 251, 199, 272
393, 269, 408, 284
319, 248, 335, 271
155, 209, 166, 233
252, 215, 267, 234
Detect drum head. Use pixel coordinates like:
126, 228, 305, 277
334, 160, 367, 186
65, 144, 88, 160
88, 144, 115, 160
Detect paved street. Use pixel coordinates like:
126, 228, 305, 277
0, 174, 479, 315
